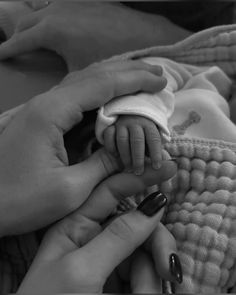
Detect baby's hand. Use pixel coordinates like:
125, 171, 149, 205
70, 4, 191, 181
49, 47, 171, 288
103, 115, 162, 175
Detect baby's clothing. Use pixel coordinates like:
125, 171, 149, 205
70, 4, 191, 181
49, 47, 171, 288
98, 25, 236, 293
96, 57, 234, 145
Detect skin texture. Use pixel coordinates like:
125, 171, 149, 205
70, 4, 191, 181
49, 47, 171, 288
0, 1, 191, 71
104, 115, 163, 175
0, 2, 188, 289
0, 60, 168, 237
18, 161, 177, 293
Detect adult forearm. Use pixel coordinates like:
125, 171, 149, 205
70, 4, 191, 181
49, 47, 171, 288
132, 9, 192, 48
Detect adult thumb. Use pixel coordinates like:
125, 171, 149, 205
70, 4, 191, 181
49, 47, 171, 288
0, 26, 40, 60
77, 191, 167, 279
62, 148, 122, 206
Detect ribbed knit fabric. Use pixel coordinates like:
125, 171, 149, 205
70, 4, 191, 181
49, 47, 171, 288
118, 137, 236, 293
109, 25, 236, 78
162, 138, 236, 293
1, 23, 236, 294
106, 27, 236, 292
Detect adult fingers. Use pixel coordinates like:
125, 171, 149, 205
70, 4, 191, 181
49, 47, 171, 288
34, 214, 101, 262
76, 192, 168, 279
129, 125, 145, 175
103, 126, 118, 157
61, 61, 164, 88
116, 125, 131, 170
110, 70, 167, 98
77, 160, 177, 222
91, 60, 163, 77
0, 25, 44, 60
31, 64, 167, 134
146, 222, 182, 284
131, 250, 161, 293
62, 148, 121, 208
145, 124, 162, 169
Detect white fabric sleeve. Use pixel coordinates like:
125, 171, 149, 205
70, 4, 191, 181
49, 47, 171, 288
95, 57, 192, 144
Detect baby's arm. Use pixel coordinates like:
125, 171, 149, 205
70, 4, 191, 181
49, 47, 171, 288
103, 114, 162, 175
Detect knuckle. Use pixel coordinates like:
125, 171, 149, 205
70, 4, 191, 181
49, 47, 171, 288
91, 71, 116, 97
117, 134, 128, 142
23, 96, 50, 127
41, 17, 52, 31
88, 63, 113, 79
41, 16, 59, 39
130, 135, 143, 143
106, 215, 135, 241
96, 70, 115, 83
16, 19, 26, 30
147, 135, 161, 144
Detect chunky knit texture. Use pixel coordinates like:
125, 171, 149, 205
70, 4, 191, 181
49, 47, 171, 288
108, 25, 236, 292
119, 138, 236, 293
161, 138, 236, 293
1, 24, 236, 293
109, 25, 236, 78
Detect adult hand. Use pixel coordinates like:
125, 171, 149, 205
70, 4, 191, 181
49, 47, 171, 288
0, 1, 191, 71
0, 60, 167, 237
18, 160, 177, 293
123, 223, 182, 293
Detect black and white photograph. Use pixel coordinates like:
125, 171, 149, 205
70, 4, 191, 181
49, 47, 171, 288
0, 0, 236, 294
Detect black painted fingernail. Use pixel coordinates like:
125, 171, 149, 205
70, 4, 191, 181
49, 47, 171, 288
169, 253, 183, 284
137, 191, 167, 216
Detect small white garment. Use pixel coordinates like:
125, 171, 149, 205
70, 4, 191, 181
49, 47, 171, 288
95, 57, 233, 144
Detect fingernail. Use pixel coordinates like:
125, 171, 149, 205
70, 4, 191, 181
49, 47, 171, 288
155, 65, 163, 75
152, 162, 161, 170
169, 253, 183, 284
137, 191, 167, 216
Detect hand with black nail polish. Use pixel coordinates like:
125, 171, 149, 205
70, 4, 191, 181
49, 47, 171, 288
130, 190, 183, 293
18, 160, 177, 293
137, 190, 167, 216
170, 253, 183, 284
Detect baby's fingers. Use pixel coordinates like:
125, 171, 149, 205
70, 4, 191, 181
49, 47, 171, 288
116, 126, 132, 171
145, 125, 162, 169
104, 126, 118, 157
129, 125, 145, 175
